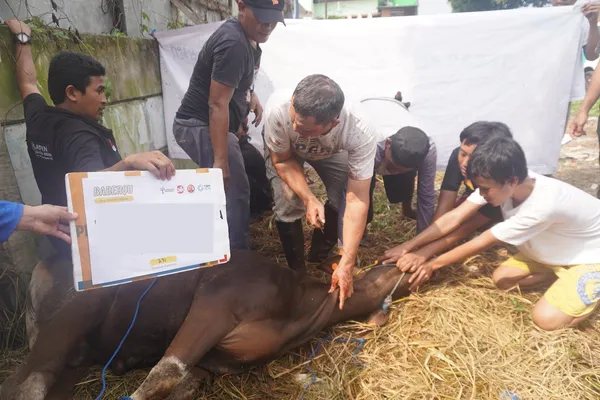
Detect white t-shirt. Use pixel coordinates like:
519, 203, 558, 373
264, 89, 377, 181
467, 171, 600, 266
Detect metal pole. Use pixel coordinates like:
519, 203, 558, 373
325, 0, 328, 19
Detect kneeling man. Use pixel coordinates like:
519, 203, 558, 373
396, 136, 600, 331
264, 74, 377, 309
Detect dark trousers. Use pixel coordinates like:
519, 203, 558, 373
366, 170, 417, 224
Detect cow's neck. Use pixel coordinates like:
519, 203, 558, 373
324, 266, 410, 327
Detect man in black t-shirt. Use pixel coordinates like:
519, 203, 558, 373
6, 19, 175, 258
173, 0, 284, 250
381, 121, 512, 268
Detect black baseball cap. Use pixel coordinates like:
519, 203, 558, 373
389, 126, 430, 169
243, 0, 285, 25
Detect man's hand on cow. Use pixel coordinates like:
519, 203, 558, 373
213, 159, 230, 190
396, 251, 428, 273
18, 205, 78, 243
569, 110, 589, 138
329, 263, 354, 309
305, 197, 325, 229
125, 151, 176, 180
583, 2, 600, 22
407, 261, 434, 292
380, 242, 411, 265
250, 92, 263, 127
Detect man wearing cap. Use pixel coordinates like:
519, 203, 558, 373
364, 126, 437, 235
173, 0, 284, 250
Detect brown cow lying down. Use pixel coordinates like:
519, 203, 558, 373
0, 250, 411, 400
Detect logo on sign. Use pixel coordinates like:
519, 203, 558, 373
93, 185, 133, 197
160, 187, 175, 194
187, 184, 195, 193
197, 184, 212, 192
177, 185, 184, 194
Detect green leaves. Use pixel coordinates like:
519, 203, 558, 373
448, 0, 550, 12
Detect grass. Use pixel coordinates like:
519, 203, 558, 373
569, 100, 600, 118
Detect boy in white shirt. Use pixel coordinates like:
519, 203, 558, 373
396, 136, 600, 331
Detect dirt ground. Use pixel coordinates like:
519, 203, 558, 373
555, 116, 600, 195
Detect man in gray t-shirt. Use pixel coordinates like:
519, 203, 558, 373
264, 74, 377, 310
173, 0, 284, 250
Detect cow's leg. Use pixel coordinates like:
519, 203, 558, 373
1, 289, 111, 400
46, 362, 93, 400
163, 368, 211, 400
130, 299, 232, 400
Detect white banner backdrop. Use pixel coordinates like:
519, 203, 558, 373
155, 6, 585, 174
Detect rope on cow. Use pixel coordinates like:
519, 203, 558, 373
299, 336, 367, 400
94, 277, 159, 400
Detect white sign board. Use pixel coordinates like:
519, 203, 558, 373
66, 169, 230, 291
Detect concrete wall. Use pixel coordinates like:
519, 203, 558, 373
0, 0, 232, 37
0, 24, 165, 272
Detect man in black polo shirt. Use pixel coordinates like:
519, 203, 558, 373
6, 19, 175, 258
381, 121, 512, 268
173, 0, 284, 250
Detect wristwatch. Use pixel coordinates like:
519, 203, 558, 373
13, 32, 31, 45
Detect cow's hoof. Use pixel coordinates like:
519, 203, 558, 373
366, 309, 390, 327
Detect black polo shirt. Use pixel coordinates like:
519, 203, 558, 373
24, 93, 122, 256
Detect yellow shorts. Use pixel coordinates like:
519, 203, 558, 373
500, 253, 600, 318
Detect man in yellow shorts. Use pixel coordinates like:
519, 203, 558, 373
390, 135, 600, 331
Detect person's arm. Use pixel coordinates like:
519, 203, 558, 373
1, 201, 77, 243
0, 201, 24, 242
432, 148, 461, 222
432, 190, 458, 222
270, 148, 324, 227
329, 177, 371, 309
583, 3, 600, 61
329, 116, 377, 308
208, 40, 248, 188
396, 212, 491, 272
5, 19, 39, 100
208, 80, 235, 187
105, 151, 176, 180
407, 229, 500, 290
381, 194, 483, 264
571, 63, 600, 136
62, 132, 175, 180
250, 92, 263, 127
407, 198, 482, 250
415, 143, 437, 232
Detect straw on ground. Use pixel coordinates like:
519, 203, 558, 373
1, 171, 599, 400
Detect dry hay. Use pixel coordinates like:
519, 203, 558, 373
2, 172, 600, 399
0, 266, 28, 350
